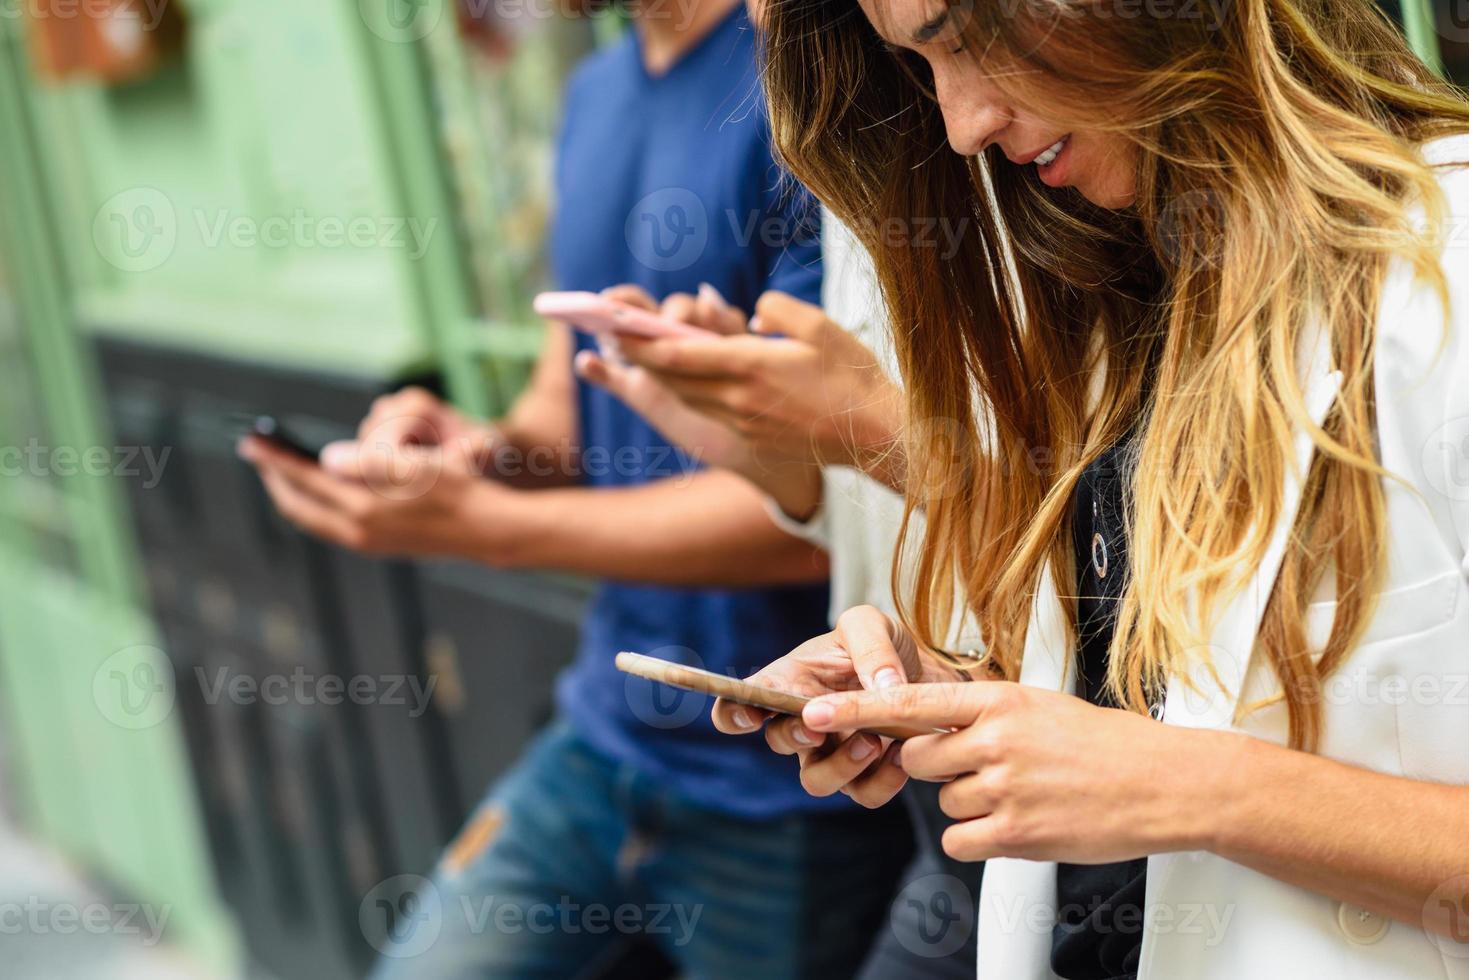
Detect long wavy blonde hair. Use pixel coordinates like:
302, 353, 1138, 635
762, 0, 1469, 748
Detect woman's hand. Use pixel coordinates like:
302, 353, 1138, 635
800, 681, 1224, 864
602, 282, 749, 336
710, 606, 964, 807
805, 681, 1469, 944
575, 346, 753, 467
617, 292, 905, 484
579, 285, 824, 518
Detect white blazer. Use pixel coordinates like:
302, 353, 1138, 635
770, 214, 914, 626
977, 134, 1469, 979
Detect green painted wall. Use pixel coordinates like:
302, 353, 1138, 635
0, 11, 237, 971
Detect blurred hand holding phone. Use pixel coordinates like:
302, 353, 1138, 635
240, 414, 324, 463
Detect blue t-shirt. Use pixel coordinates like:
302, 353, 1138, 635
549, 9, 838, 818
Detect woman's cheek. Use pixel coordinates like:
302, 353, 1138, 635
1086, 137, 1142, 208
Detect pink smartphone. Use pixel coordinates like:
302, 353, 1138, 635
533, 291, 709, 340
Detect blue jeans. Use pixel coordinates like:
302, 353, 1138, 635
856, 782, 981, 979
368, 721, 912, 979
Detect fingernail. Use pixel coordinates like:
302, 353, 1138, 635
848, 738, 877, 762
733, 709, 754, 730
748, 315, 765, 334
235, 439, 253, 461
697, 282, 728, 310
791, 724, 816, 746
872, 667, 902, 690
803, 701, 835, 728
319, 443, 351, 472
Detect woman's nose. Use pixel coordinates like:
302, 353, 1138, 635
936, 78, 1009, 156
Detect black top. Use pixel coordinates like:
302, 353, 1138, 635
1051, 431, 1148, 980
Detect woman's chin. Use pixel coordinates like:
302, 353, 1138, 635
1080, 181, 1139, 211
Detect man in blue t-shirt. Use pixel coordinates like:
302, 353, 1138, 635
241, 0, 913, 975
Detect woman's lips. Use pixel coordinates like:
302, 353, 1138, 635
1036, 134, 1073, 188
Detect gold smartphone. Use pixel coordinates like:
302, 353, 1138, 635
614, 651, 930, 741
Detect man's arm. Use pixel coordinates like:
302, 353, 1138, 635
244, 420, 831, 587
478, 468, 831, 585
493, 322, 580, 477
465, 322, 584, 490
341, 323, 582, 491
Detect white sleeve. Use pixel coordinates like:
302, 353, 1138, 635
760, 488, 832, 549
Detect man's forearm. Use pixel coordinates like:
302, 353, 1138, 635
465, 469, 831, 586
487, 322, 583, 489
484, 415, 582, 490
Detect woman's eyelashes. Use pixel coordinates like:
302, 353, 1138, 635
879, 35, 965, 61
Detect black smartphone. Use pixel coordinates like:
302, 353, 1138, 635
245, 414, 322, 462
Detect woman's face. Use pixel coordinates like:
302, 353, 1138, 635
860, 0, 1140, 209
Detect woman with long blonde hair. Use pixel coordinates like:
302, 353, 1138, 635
708, 0, 1469, 975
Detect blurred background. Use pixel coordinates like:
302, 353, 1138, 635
0, 1, 1462, 978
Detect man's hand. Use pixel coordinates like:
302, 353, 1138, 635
238, 436, 526, 562
354, 386, 505, 477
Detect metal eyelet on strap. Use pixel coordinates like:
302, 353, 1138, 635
1091, 531, 1109, 579
936, 647, 999, 680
